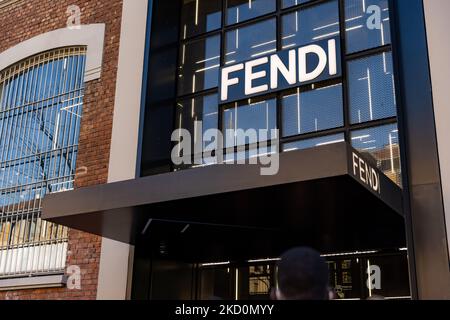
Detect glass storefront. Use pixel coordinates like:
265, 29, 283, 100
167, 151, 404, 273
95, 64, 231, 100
176, 0, 401, 185
147, 251, 410, 300
133, 0, 410, 301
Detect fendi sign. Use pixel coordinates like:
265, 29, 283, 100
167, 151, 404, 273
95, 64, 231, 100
219, 37, 341, 104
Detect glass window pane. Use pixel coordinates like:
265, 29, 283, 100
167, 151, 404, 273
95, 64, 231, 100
348, 52, 396, 124
282, 1, 340, 49
282, 0, 312, 9
176, 93, 219, 151
178, 35, 221, 95
283, 133, 345, 152
180, 0, 222, 39
345, 0, 391, 54
225, 144, 278, 164
282, 83, 344, 137
351, 124, 401, 185
225, 19, 276, 64
227, 0, 276, 25
223, 96, 277, 148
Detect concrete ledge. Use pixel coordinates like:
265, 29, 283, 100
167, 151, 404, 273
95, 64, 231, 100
0, 274, 66, 291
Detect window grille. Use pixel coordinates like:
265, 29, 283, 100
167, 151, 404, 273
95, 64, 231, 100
0, 46, 86, 278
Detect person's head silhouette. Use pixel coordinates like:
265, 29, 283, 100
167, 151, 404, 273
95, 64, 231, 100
273, 247, 331, 300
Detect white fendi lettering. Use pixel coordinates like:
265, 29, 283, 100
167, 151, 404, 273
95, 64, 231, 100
220, 38, 340, 103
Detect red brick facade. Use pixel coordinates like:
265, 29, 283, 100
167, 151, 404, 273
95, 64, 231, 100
0, 0, 123, 300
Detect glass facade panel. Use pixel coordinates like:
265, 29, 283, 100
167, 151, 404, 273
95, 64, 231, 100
283, 133, 345, 152
227, 0, 276, 25
223, 96, 277, 148
225, 19, 277, 64
348, 52, 396, 124
282, 1, 340, 49
282, 83, 344, 137
282, 0, 312, 9
0, 47, 86, 277
181, 0, 222, 39
345, 0, 391, 54
178, 35, 221, 95
173, 0, 400, 182
351, 124, 401, 185
176, 93, 219, 151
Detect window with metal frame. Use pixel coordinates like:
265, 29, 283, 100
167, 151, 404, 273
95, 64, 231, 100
0, 46, 86, 278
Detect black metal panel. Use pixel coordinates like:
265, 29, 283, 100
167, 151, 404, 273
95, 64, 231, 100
390, 0, 450, 299
140, 0, 181, 175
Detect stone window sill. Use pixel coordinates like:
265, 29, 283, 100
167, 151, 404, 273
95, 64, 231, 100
0, 274, 66, 291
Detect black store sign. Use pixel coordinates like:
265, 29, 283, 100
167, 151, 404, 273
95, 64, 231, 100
219, 37, 342, 104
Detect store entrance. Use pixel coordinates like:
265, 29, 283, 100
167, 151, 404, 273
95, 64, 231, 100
195, 252, 410, 300
131, 219, 411, 300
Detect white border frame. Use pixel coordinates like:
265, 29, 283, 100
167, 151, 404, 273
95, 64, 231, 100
0, 24, 105, 82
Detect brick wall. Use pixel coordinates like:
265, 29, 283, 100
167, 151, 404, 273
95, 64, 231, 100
0, 0, 123, 300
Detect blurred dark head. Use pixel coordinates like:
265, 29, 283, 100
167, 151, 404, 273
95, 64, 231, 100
275, 247, 330, 300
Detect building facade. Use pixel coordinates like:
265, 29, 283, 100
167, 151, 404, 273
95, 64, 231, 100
0, 0, 124, 299
0, 0, 449, 300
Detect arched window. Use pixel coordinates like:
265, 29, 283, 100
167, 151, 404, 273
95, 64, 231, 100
0, 46, 86, 277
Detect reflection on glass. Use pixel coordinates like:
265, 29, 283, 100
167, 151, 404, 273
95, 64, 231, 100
282, 83, 344, 137
224, 144, 277, 164
283, 133, 345, 152
198, 266, 234, 300
348, 52, 396, 124
282, 0, 312, 9
351, 123, 401, 185
178, 35, 221, 95
181, 0, 222, 39
282, 1, 340, 49
345, 0, 391, 54
176, 94, 218, 151
225, 19, 276, 64
227, 0, 276, 25
223, 97, 277, 148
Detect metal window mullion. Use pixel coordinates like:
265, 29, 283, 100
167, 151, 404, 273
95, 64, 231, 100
14, 69, 31, 201
8, 188, 21, 275
3, 65, 20, 166
2, 67, 20, 272
57, 52, 74, 182
61, 58, 77, 185
44, 52, 64, 271
20, 64, 35, 160
13, 54, 43, 273
0, 77, 4, 112
38, 61, 51, 187
33, 60, 50, 273
0, 71, 13, 161
72, 54, 86, 148
12, 212, 25, 274
43, 52, 60, 272
17, 67, 35, 274
0, 74, 9, 166
48, 58, 65, 192
33, 62, 46, 156
47, 62, 60, 189
67, 54, 81, 148
23, 60, 42, 273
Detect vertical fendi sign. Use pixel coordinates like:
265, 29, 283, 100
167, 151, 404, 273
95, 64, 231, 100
220, 37, 342, 104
